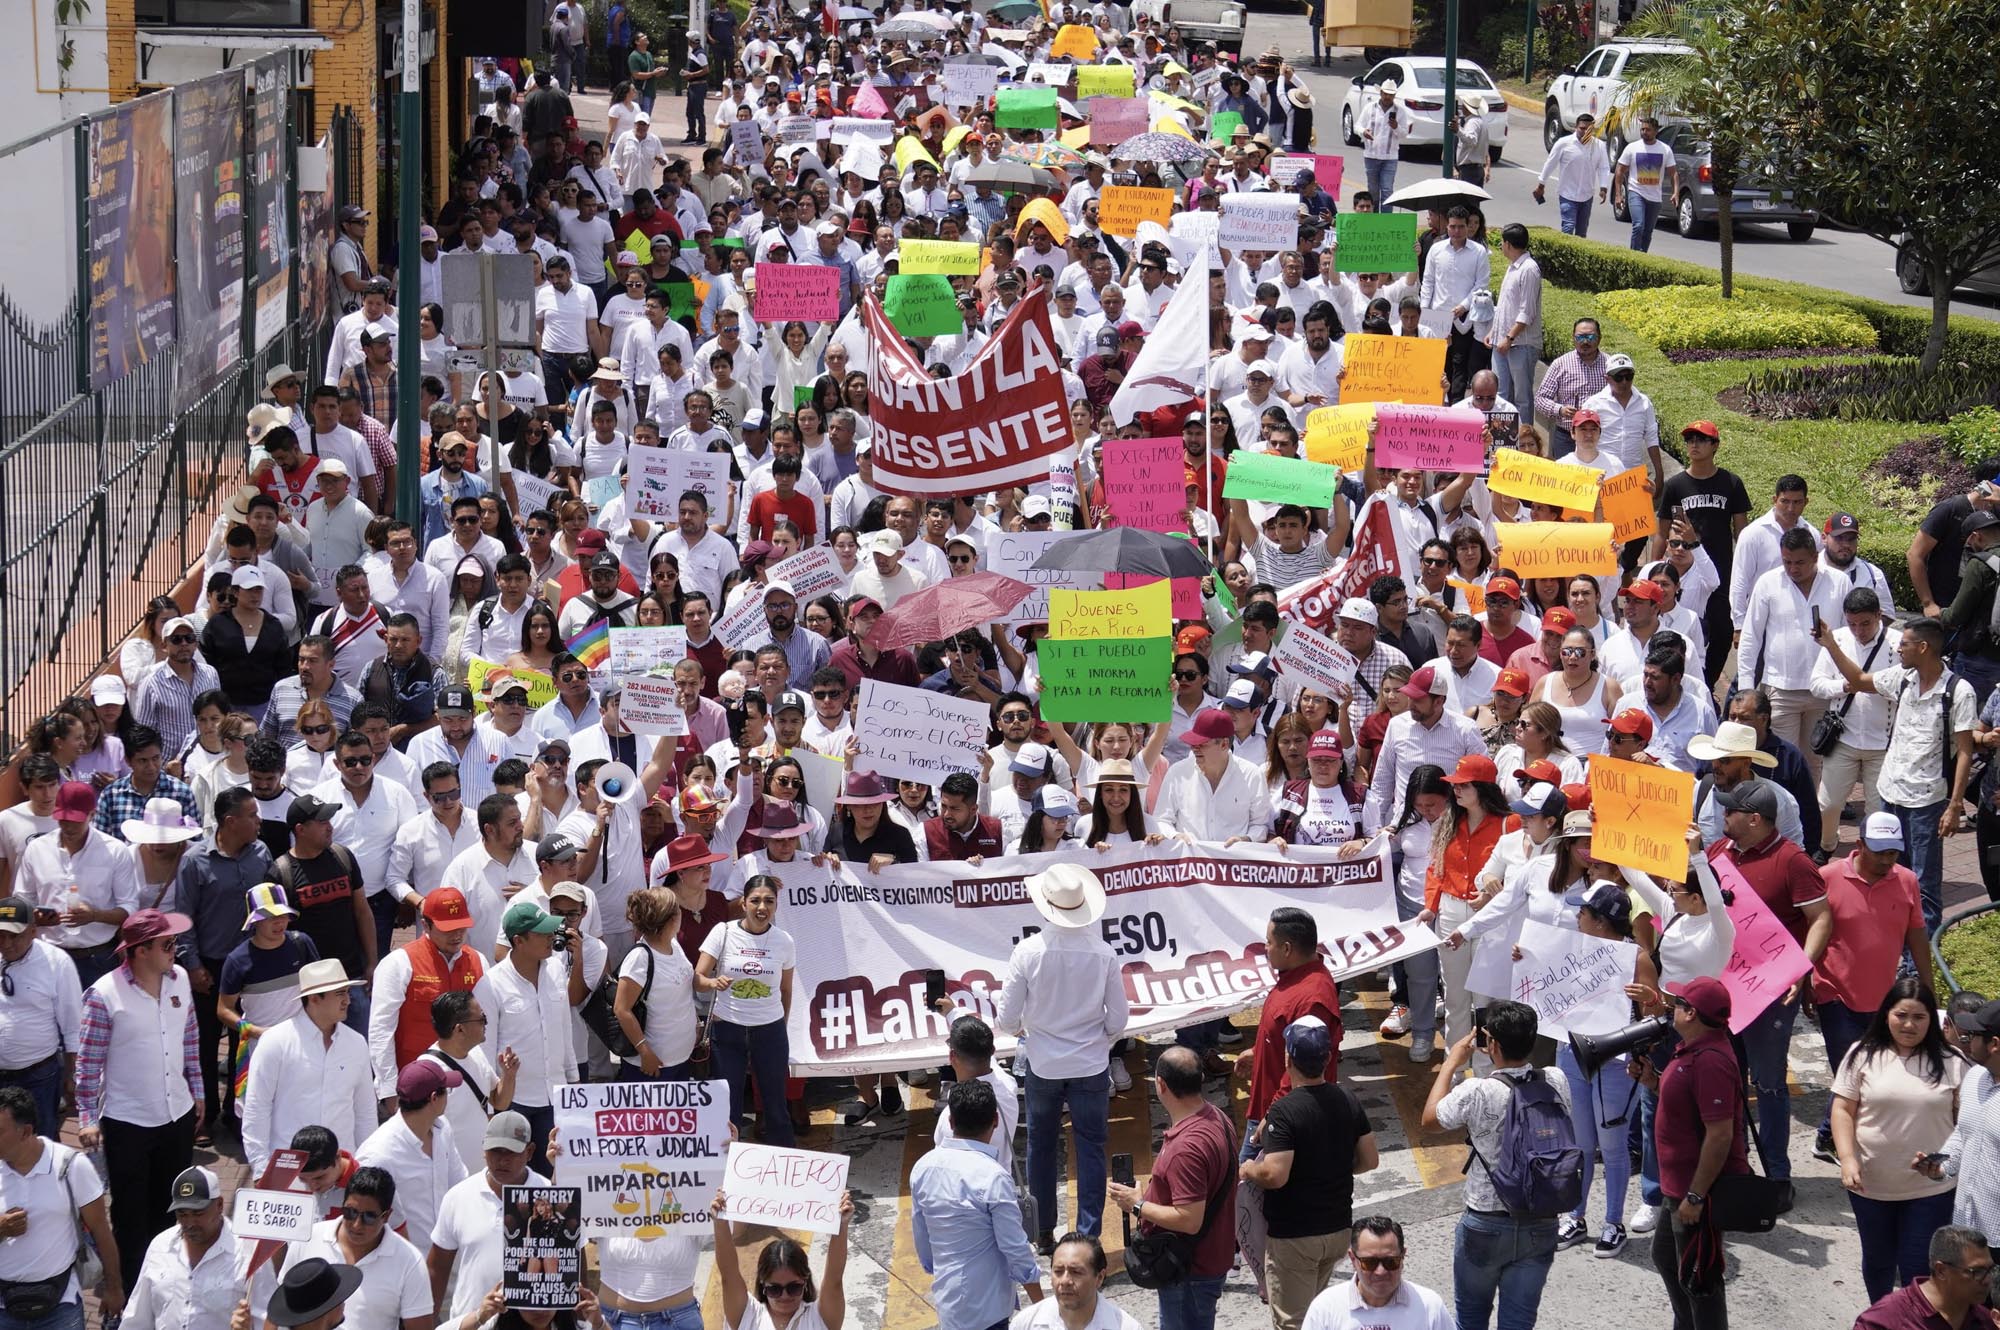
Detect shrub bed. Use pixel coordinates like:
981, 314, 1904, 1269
1940, 909, 2000, 997
1598, 286, 1879, 354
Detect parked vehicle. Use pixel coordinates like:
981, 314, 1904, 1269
1134, 0, 1249, 55
1897, 244, 2000, 298
1542, 39, 1690, 150
1606, 119, 1818, 242
1339, 56, 1510, 164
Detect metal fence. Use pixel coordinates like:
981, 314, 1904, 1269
0, 70, 359, 753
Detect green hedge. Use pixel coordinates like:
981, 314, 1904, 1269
1512, 230, 1717, 294
1597, 285, 1879, 353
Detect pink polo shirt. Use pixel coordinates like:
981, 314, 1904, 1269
1811, 852, 1924, 1012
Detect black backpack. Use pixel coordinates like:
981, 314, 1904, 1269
579, 942, 652, 1059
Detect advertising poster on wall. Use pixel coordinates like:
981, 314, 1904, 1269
174, 70, 247, 405
86, 95, 177, 390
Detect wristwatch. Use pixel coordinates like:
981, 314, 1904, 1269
1684, 1191, 1706, 1206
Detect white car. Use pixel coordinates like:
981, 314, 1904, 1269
1340, 57, 1510, 164
1542, 39, 1692, 152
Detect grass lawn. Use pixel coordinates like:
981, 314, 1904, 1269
1939, 908, 2000, 996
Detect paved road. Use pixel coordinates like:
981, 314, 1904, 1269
1244, 15, 2000, 323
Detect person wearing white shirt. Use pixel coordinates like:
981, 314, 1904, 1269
651, 492, 738, 608
1579, 355, 1662, 480
471, 902, 576, 1163
535, 261, 601, 383
121, 1165, 238, 1330
1819, 511, 1898, 611
1007, 1232, 1141, 1330
429, 1113, 550, 1327
302, 389, 380, 505
324, 293, 397, 386
353, 1059, 468, 1248
17, 802, 137, 989
1637, 650, 1718, 773
1277, 307, 1345, 412
1154, 711, 1276, 841
383, 766, 482, 909
276, 1198, 430, 1330
303, 466, 373, 579
1356, 83, 1407, 199
994, 863, 1129, 1244
1487, 224, 1544, 406
934, 1015, 1021, 1175
609, 117, 670, 196
1598, 579, 1678, 692
1298, 1218, 1452, 1330
1425, 626, 1500, 716
1808, 592, 1893, 857
315, 747, 422, 959
0, 923, 83, 1139
1365, 666, 1489, 829
1735, 529, 1848, 778
239, 959, 375, 1175
368, 531, 452, 660
1533, 114, 1613, 237
414, 994, 513, 1174
439, 802, 541, 963
1727, 479, 1820, 624
1418, 211, 1492, 342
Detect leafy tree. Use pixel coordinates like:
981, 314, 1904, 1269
1726, 0, 2000, 374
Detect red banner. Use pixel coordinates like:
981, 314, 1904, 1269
862, 286, 1073, 497
1276, 497, 1401, 633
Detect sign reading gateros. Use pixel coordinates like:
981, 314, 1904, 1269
862, 286, 1072, 496
719, 1143, 851, 1235
553, 1079, 731, 1232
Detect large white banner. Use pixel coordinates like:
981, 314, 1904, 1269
770, 838, 1438, 1075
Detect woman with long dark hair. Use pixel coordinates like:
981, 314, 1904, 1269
713, 1184, 852, 1330
1530, 628, 1622, 757
479, 492, 525, 556
1419, 754, 1508, 1053
1084, 760, 1167, 847
507, 601, 563, 676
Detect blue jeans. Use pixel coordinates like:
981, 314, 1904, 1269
0, 1054, 63, 1138
369, 891, 400, 971
1557, 1041, 1636, 1227
1628, 194, 1663, 250
713, 1017, 793, 1145
1558, 196, 1594, 236
1637, 1080, 1662, 1207
604, 1303, 704, 1330
1157, 1272, 1227, 1330
1894, 800, 1948, 936
1453, 1210, 1557, 1330
1851, 1188, 1957, 1304
1817, 997, 1872, 1133
1364, 157, 1398, 203
1025, 1069, 1111, 1237
344, 982, 371, 1037
1492, 341, 1540, 410
0, 1298, 84, 1330
1736, 989, 1801, 1180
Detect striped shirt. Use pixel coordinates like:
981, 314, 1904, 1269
353, 412, 396, 477
75, 969, 204, 1127
132, 661, 222, 762
259, 678, 363, 749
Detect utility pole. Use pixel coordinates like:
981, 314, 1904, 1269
394, 0, 423, 520
1442, 0, 1459, 178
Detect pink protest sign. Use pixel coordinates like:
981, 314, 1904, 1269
1102, 437, 1186, 533
753, 264, 841, 322
1270, 154, 1342, 197
1713, 855, 1814, 1034
850, 81, 891, 119
1105, 573, 1201, 620
1088, 96, 1151, 146
1374, 404, 1487, 472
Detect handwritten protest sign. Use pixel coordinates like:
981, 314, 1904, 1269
1089, 96, 1151, 146
1512, 919, 1639, 1041
1304, 402, 1375, 471
1027, 63, 1072, 87
608, 626, 687, 679
1171, 211, 1222, 268
1050, 580, 1173, 639
1485, 448, 1605, 511
627, 448, 731, 519
776, 114, 817, 146
1334, 212, 1418, 273
1373, 404, 1486, 472
1589, 755, 1695, 879
829, 117, 895, 146
1051, 23, 1097, 57
855, 680, 989, 784
1210, 111, 1244, 142
1223, 451, 1340, 507
1448, 578, 1487, 616
555, 1080, 730, 1232
942, 62, 1001, 106
1496, 522, 1620, 578
1104, 573, 1201, 620
1715, 855, 1814, 1034
1218, 192, 1302, 251
851, 80, 890, 118
584, 472, 623, 510
1600, 466, 1657, 542
720, 1143, 851, 1235
897, 239, 982, 275
468, 660, 556, 713
768, 544, 845, 600
996, 86, 1059, 130
728, 120, 763, 161
503, 1186, 583, 1310
1098, 185, 1174, 236
1270, 622, 1359, 697
1038, 636, 1174, 722
715, 584, 769, 651
1465, 907, 1530, 1000
1103, 436, 1186, 531
753, 264, 839, 322
882, 274, 962, 336
1339, 333, 1445, 406
987, 531, 1097, 623
1269, 154, 1342, 195
620, 676, 689, 738
233, 1189, 316, 1242
1075, 65, 1133, 98
512, 472, 562, 518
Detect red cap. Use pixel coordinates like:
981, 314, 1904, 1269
575, 527, 609, 554
1622, 579, 1666, 604
1607, 707, 1656, 739
1668, 976, 1731, 1023
1187, 709, 1236, 745
1485, 577, 1522, 603
1560, 782, 1592, 811
846, 595, 885, 619
1442, 753, 1499, 786
1514, 757, 1563, 786
1308, 729, 1343, 759
1541, 607, 1578, 634
421, 888, 474, 927
1682, 420, 1720, 440
1175, 624, 1213, 652
1571, 409, 1602, 428
54, 781, 97, 822
1493, 668, 1532, 698
1400, 664, 1448, 700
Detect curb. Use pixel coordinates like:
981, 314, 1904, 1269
1497, 88, 1542, 115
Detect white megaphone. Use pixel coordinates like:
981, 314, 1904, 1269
596, 762, 641, 805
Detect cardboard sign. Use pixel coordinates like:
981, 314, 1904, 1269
1373, 404, 1486, 472
753, 264, 840, 322
512, 472, 563, 518
1218, 192, 1302, 251
620, 676, 690, 738
1334, 212, 1419, 274
854, 679, 989, 784
1075, 65, 1133, 98
1588, 754, 1696, 879
776, 115, 818, 146
1303, 403, 1375, 472
1223, 451, 1340, 507
1339, 333, 1446, 407
942, 62, 1002, 107
829, 117, 895, 146
232, 1188, 317, 1243
1486, 448, 1605, 512
1511, 919, 1640, 1042
1448, 578, 1488, 616
1037, 636, 1174, 722
1050, 580, 1173, 639
1715, 854, 1815, 1033
897, 239, 982, 275
1269, 154, 1342, 196
1097, 185, 1175, 237
996, 86, 1059, 130
583, 472, 624, 511
1496, 522, 1620, 579
1026, 63, 1073, 88
1089, 96, 1152, 146
882, 274, 963, 337
1171, 211, 1222, 268
554, 1080, 731, 1232
468, 659, 558, 713
1104, 573, 1201, 621
627, 448, 731, 520
768, 544, 846, 600
1051, 23, 1098, 58
1601, 466, 1657, 542
715, 584, 770, 651
1270, 622, 1360, 697
608, 626, 687, 679
503, 1186, 583, 1310
720, 1143, 851, 1235
1210, 111, 1244, 143
1102, 436, 1187, 532
987, 530, 1099, 624
729, 120, 764, 161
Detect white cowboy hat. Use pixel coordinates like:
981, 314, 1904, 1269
122, 797, 203, 846
297, 958, 365, 998
1025, 863, 1107, 929
1685, 721, 1779, 769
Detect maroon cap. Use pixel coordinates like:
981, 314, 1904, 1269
1115, 320, 1145, 340
574, 528, 610, 555
54, 781, 97, 823
1668, 976, 1731, 1024
1400, 665, 1447, 700
1186, 709, 1235, 745
396, 1059, 462, 1102
118, 908, 193, 952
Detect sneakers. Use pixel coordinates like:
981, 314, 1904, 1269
1813, 1130, 1839, 1164
1379, 1005, 1411, 1038
1629, 1205, 1660, 1234
1217, 1025, 1245, 1046
1434, 996, 1448, 1026
1594, 1224, 1627, 1258
1408, 1034, 1434, 1063
1556, 1216, 1588, 1249
1109, 1055, 1133, 1093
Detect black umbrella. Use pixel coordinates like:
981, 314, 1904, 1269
1031, 527, 1211, 580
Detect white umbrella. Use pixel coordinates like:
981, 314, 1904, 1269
838, 5, 875, 17
1384, 178, 1494, 211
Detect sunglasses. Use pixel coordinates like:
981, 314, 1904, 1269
559, 671, 590, 682
999, 711, 1033, 722
1666, 540, 1692, 550
764, 1282, 807, 1299
812, 690, 844, 700
1574, 332, 1600, 341
341, 755, 375, 769
341, 1207, 386, 1227
1172, 670, 1203, 682
1352, 1255, 1402, 1272
1559, 646, 1590, 660
454, 515, 480, 525
300, 725, 333, 736
167, 634, 196, 645
770, 775, 801, 789
430, 789, 463, 803
1420, 556, 1450, 568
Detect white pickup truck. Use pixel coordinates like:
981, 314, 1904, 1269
1541, 39, 1689, 153
1132, 0, 1248, 55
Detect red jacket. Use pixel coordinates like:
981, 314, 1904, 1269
1247, 957, 1342, 1121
